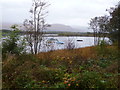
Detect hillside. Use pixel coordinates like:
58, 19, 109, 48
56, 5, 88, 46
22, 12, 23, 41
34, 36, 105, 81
2, 23, 91, 32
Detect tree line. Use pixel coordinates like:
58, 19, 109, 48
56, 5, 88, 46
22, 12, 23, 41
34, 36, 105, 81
89, 1, 120, 49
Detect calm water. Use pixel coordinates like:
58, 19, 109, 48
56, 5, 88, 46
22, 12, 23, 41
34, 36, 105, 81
39, 36, 95, 52
2, 36, 110, 52
24, 36, 96, 52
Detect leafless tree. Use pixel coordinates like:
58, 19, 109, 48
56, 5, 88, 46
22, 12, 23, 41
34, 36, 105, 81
89, 17, 99, 45
89, 16, 109, 45
65, 38, 75, 50
97, 15, 109, 42
23, 0, 50, 54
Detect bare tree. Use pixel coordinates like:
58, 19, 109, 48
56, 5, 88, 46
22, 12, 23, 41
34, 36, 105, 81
89, 17, 99, 45
65, 38, 75, 50
89, 16, 109, 45
97, 15, 109, 42
23, 0, 50, 54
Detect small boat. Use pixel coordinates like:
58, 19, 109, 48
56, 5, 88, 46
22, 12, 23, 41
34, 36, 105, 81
77, 40, 83, 41
56, 41, 64, 44
47, 38, 58, 43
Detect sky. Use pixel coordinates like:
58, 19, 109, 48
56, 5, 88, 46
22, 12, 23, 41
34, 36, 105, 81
0, 0, 119, 28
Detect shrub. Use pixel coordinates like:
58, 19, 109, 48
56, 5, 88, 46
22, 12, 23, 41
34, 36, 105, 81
2, 44, 119, 88
96, 40, 108, 57
2, 25, 26, 57
65, 38, 75, 50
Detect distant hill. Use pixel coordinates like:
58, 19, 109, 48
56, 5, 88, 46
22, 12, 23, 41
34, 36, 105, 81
46, 24, 73, 32
1, 23, 92, 32
1, 23, 18, 30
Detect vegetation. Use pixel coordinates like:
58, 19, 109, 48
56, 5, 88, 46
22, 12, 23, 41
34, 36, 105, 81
89, 2, 120, 47
58, 32, 94, 37
2, 25, 26, 57
2, 1, 120, 89
2, 43, 119, 88
89, 15, 109, 45
2, 29, 95, 37
23, 0, 50, 54
107, 2, 120, 48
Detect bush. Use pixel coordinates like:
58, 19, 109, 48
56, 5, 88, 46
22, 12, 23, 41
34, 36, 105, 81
65, 38, 75, 50
2, 25, 26, 57
2, 45, 119, 88
96, 40, 108, 57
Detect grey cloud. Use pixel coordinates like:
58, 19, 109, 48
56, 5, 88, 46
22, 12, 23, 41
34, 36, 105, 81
1, 0, 119, 27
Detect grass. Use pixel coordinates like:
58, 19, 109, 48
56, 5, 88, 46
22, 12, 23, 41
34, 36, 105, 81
2, 45, 119, 88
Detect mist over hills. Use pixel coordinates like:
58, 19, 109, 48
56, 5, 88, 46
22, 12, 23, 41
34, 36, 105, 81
46, 24, 73, 32
1, 23, 92, 32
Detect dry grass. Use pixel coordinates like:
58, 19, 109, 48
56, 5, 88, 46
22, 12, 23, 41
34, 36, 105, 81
36, 46, 97, 62
2, 46, 119, 88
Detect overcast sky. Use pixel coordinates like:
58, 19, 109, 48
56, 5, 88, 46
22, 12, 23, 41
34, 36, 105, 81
0, 0, 119, 28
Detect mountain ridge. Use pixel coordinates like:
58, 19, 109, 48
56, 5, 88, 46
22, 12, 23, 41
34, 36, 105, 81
1, 23, 92, 32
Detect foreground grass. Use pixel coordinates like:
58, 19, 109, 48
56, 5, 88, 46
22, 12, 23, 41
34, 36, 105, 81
2, 45, 119, 88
